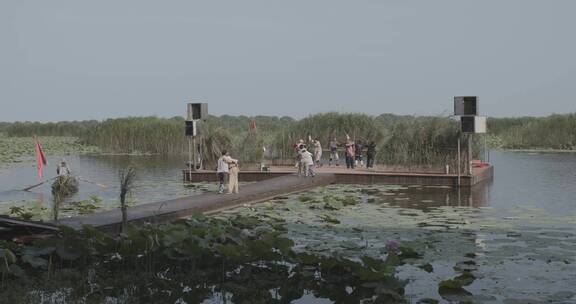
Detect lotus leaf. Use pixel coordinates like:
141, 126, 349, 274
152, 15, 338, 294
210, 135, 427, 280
22, 255, 48, 269
0, 248, 16, 264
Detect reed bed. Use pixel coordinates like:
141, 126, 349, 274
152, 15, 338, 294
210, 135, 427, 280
4, 112, 571, 167
491, 114, 576, 150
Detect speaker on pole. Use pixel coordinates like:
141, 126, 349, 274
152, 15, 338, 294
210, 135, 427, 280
461, 116, 487, 134
187, 103, 208, 121
454, 96, 479, 116
185, 120, 198, 136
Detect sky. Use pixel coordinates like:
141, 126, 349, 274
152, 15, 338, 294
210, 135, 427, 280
1, 0, 575, 122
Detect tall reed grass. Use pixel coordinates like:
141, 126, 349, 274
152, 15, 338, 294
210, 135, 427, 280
490, 114, 576, 150
5, 112, 571, 167
269, 112, 384, 160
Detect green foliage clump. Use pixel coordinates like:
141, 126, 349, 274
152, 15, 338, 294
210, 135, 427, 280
490, 114, 576, 150
378, 117, 462, 167
270, 112, 384, 159
0, 215, 407, 303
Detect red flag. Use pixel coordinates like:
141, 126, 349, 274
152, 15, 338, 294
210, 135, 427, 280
250, 120, 257, 130
35, 138, 47, 178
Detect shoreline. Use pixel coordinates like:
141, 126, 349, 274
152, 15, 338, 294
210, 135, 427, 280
494, 148, 576, 153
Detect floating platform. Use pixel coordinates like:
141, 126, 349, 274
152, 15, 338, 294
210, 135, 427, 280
183, 166, 494, 188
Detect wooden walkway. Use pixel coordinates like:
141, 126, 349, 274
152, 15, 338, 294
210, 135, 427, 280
56, 173, 336, 233
7, 166, 493, 235
184, 166, 494, 187
0, 215, 59, 240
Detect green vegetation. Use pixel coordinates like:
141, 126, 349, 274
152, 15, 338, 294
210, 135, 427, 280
2, 120, 99, 137
378, 117, 484, 168
119, 167, 136, 232
51, 176, 79, 199
2, 112, 575, 169
488, 114, 576, 150
83, 116, 186, 155
270, 112, 384, 160
0, 214, 407, 303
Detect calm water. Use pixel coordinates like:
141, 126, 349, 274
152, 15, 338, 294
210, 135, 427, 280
488, 151, 576, 216
0, 154, 213, 216
1, 151, 575, 216
1, 151, 575, 303
216, 151, 576, 303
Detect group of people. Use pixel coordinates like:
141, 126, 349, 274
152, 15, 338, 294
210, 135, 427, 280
216, 150, 240, 194
294, 136, 377, 172
340, 138, 377, 169
213, 136, 377, 192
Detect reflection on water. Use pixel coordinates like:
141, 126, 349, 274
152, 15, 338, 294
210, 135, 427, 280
381, 182, 492, 211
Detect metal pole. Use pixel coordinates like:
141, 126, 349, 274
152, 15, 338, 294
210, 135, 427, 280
482, 134, 488, 163
468, 134, 473, 176
457, 136, 461, 187
188, 136, 192, 179
193, 135, 197, 171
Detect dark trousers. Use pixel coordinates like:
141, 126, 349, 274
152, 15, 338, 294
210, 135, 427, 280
217, 172, 229, 193
366, 154, 375, 168
345, 155, 355, 169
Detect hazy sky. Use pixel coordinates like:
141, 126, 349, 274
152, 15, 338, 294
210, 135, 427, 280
1, 0, 575, 122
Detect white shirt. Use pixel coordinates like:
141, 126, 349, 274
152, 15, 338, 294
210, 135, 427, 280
217, 155, 237, 173
300, 150, 314, 165
217, 156, 228, 173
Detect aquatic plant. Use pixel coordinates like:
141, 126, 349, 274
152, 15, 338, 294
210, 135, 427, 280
119, 167, 136, 232
0, 136, 99, 167
51, 176, 79, 198
0, 215, 408, 302
50, 176, 79, 222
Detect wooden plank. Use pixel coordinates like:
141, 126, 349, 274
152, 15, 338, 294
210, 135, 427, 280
0, 215, 59, 231
56, 173, 336, 232
182, 166, 493, 187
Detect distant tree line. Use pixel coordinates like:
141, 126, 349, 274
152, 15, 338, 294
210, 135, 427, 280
1, 112, 574, 167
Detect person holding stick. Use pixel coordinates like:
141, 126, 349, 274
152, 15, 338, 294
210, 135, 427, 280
329, 137, 340, 166
313, 138, 323, 168
345, 135, 356, 169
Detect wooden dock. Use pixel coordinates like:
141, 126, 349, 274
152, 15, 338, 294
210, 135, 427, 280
56, 173, 336, 233
4, 166, 493, 236
184, 166, 494, 187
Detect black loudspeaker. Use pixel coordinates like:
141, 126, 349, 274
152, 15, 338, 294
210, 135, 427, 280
187, 103, 208, 121
461, 116, 475, 133
454, 96, 478, 116
461, 116, 487, 133
185, 120, 198, 136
